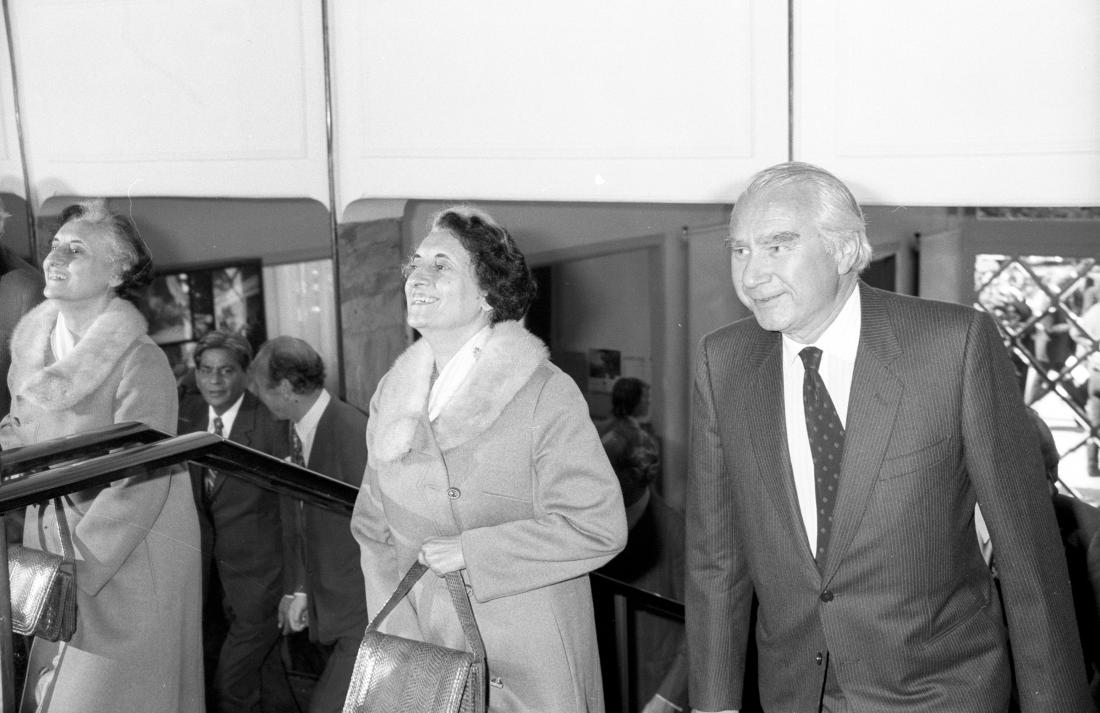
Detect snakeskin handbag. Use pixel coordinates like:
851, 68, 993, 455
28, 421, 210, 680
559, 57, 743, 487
342, 562, 486, 713
8, 498, 78, 642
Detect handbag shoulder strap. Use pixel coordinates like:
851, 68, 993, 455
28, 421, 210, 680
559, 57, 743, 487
368, 562, 486, 660
53, 498, 75, 563
444, 569, 485, 660
366, 561, 429, 633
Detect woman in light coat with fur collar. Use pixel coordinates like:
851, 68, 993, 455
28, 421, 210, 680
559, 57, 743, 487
1, 201, 203, 713
352, 207, 628, 712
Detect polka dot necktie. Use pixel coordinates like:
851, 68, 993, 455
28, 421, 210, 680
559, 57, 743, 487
799, 347, 845, 567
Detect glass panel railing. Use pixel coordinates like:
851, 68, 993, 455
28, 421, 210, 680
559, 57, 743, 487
0, 428, 358, 712
0, 428, 679, 713
592, 572, 686, 713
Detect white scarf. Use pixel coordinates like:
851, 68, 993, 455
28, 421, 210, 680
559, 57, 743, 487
427, 325, 491, 421
49, 312, 78, 360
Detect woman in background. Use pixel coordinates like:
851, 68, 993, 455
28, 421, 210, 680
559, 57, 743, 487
1, 200, 203, 712
352, 206, 627, 712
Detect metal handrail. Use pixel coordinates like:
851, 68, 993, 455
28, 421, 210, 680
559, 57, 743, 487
0, 422, 170, 480
0, 431, 357, 515
591, 571, 684, 620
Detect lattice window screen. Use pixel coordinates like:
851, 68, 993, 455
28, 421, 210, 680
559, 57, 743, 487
975, 254, 1100, 477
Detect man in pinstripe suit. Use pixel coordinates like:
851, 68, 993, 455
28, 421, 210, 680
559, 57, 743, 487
685, 162, 1094, 713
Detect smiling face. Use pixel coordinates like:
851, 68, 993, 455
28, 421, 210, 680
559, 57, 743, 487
729, 184, 858, 344
195, 347, 249, 415
404, 229, 492, 339
42, 221, 124, 306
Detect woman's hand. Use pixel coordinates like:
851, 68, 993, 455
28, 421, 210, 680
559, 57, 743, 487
418, 536, 466, 576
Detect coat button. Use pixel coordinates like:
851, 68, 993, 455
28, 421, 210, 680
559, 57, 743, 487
446, 487, 461, 500
815, 652, 824, 666
820, 589, 834, 602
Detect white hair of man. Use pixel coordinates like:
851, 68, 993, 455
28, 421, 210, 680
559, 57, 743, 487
729, 161, 873, 273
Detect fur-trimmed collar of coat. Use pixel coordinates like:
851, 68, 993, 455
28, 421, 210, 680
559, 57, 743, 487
370, 320, 548, 464
8, 298, 149, 411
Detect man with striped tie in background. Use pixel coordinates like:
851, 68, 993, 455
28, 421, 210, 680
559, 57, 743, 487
179, 330, 288, 713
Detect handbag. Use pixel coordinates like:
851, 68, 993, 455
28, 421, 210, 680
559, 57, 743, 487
7, 498, 78, 642
343, 562, 486, 713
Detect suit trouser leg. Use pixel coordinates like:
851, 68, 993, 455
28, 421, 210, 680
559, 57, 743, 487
212, 568, 283, 713
308, 635, 359, 713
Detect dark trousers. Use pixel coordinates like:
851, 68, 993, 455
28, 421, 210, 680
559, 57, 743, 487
308, 635, 360, 713
204, 559, 283, 713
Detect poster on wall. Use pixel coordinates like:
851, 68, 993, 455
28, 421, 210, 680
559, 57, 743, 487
587, 348, 621, 395
136, 261, 266, 383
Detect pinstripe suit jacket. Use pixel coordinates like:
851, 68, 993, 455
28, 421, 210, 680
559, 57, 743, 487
685, 283, 1094, 713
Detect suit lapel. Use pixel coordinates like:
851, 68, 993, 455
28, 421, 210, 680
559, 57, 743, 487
229, 394, 257, 448
747, 333, 818, 571
210, 394, 255, 498
823, 284, 904, 582
307, 401, 334, 472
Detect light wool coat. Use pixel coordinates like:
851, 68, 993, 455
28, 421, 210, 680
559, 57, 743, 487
1, 299, 203, 713
352, 321, 627, 713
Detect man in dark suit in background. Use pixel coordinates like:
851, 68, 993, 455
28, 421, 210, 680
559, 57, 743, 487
179, 330, 289, 713
250, 336, 369, 713
0, 237, 44, 417
685, 162, 1093, 713
1027, 409, 1100, 707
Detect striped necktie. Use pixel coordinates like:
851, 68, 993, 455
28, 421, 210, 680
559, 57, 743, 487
204, 416, 225, 497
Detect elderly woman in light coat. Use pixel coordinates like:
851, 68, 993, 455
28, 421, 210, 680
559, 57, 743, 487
0, 200, 203, 713
352, 206, 627, 712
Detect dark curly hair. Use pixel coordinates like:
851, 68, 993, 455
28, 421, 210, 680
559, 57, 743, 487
611, 377, 647, 418
252, 336, 326, 394
57, 199, 154, 304
428, 207, 537, 324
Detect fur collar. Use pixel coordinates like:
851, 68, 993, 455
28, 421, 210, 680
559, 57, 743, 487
371, 320, 548, 463
9, 298, 149, 411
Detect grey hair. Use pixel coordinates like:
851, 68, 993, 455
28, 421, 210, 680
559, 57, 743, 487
729, 162, 873, 273
57, 198, 154, 302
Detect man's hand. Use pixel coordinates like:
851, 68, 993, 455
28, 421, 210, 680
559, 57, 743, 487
277, 592, 309, 633
418, 536, 466, 576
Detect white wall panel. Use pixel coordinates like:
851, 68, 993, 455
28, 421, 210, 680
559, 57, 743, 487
9, 0, 328, 208
0, 11, 24, 198
333, 0, 788, 210
795, 0, 1100, 206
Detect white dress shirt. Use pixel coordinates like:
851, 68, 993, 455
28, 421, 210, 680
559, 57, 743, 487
781, 286, 861, 555
208, 393, 244, 436
293, 388, 331, 464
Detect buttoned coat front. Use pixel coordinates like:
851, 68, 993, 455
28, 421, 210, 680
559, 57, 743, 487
1, 299, 203, 713
686, 283, 1093, 713
352, 321, 627, 713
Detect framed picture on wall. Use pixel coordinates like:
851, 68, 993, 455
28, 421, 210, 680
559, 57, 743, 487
136, 261, 266, 378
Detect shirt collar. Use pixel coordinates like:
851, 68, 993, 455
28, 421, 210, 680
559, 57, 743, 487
295, 388, 331, 440
208, 393, 245, 432
782, 284, 862, 367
